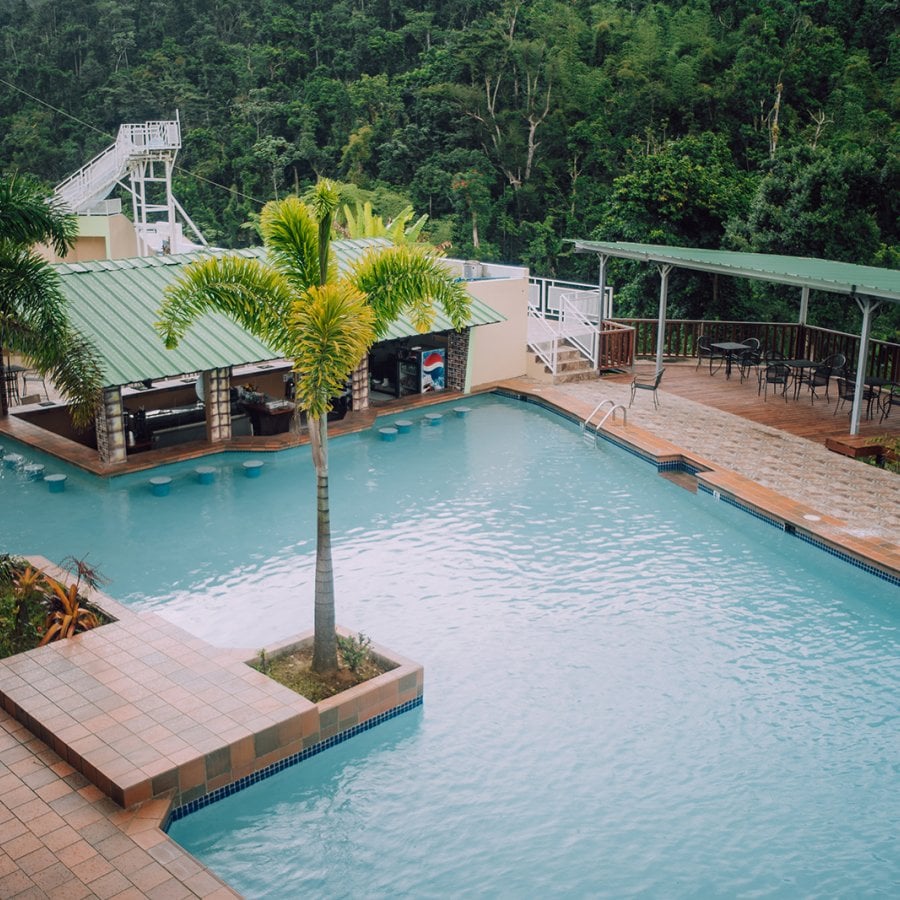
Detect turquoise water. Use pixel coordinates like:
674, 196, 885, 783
2, 395, 898, 897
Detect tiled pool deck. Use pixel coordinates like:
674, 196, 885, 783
1, 379, 897, 897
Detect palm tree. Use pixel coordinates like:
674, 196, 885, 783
157, 180, 471, 673
0, 173, 103, 427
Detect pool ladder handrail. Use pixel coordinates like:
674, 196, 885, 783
581, 399, 627, 445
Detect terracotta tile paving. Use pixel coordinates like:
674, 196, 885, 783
0, 708, 240, 899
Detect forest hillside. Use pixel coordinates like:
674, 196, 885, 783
0, 0, 896, 333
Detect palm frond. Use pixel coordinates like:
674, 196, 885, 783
289, 283, 376, 419
0, 173, 77, 256
157, 255, 296, 352
260, 197, 322, 289
349, 245, 471, 339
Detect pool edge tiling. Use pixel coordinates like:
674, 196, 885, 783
0, 560, 424, 898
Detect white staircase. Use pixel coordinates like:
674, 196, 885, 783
54, 120, 181, 213
53, 118, 207, 255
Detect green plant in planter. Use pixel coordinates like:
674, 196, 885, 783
337, 632, 372, 673
39, 576, 100, 644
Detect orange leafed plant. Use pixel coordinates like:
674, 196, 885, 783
39, 577, 100, 645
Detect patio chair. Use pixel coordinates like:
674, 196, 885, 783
879, 384, 899, 423
821, 352, 846, 372
833, 377, 878, 419
696, 335, 724, 374
21, 369, 49, 401
738, 346, 762, 384
740, 337, 761, 352
629, 368, 665, 409
804, 364, 833, 404
761, 363, 792, 401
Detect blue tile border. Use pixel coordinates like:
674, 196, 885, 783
164, 696, 422, 829
698, 483, 900, 587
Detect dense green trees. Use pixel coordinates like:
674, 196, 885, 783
0, 0, 895, 331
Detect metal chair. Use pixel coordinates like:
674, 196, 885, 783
879, 384, 899, 423
833, 377, 878, 419
629, 368, 665, 409
696, 335, 723, 374
22, 369, 49, 401
738, 347, 762, 384
804, 364, 832, 404
761, 363, 792, 401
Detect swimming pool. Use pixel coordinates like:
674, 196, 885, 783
2, 395, 898, 896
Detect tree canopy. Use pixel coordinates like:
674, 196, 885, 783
1, 0, 896, 334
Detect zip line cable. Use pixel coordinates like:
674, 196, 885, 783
0, 76, 267, 207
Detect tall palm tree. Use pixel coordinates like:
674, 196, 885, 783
0, 173, 103, 427
157, 180, 471, 673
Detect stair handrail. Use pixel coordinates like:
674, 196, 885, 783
582, 399, 627, 443
527, 302, 560, 374
559, 292, 599, 368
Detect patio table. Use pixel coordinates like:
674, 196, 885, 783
710, 342, 749, 379
780, 359, 819, 399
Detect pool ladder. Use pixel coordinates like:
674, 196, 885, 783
581, 399, 627, 445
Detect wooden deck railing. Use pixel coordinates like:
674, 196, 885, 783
614, 319, 899, 381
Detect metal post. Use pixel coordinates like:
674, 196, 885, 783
849, 294, 880, 436
655, 263, 672, 374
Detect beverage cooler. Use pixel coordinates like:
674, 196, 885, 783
398, 347, 446, 395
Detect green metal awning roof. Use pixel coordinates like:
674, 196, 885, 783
54, 241, 503, 387
570, 241, 900, 302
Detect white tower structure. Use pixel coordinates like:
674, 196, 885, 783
53, 114, 208, 256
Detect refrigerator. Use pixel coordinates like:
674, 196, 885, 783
398, 347, 446, 394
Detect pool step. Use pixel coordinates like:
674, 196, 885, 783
659, 469, 698, 493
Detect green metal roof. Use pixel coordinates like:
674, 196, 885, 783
570, 241, 900, 303
54, 241, 503, 387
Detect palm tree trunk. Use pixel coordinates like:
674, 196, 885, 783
309, 414, 338, 673
0, 344, 9, 418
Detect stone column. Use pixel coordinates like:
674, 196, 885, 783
97, 386, 126, 465
446, 329, 470, 392
204, 367, 233, 442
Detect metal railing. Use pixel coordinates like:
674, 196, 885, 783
558, 292, 599, 369
581, 399, 627, 445
615, 319, 899, 382
527, 304, 559, 372
54, 120, 181, 214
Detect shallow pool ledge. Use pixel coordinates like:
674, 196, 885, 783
1, 562, 423, 819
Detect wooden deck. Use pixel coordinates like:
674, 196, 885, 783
612, 361, 899, 453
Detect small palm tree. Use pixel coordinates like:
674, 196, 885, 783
0, 172, 103, 427
157, 180, 470, 673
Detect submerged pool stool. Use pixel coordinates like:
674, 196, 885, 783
149, 475, 172, 496
424, 412, 443, 426
453, 406, 471, 418
379, 426, 398, 442
44, 473, 67, 493
23, 463, 45, 481
242, 459, 264, 478
196, 465, 216, 485
394, 419, 413, 433
3, 453, 23, 469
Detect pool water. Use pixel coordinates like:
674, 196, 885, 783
2, 395, 898, 897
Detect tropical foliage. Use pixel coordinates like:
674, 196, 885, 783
0, 0, 895, 336
0, 173, 104, 425
0, 556, 107, 658
157, 179, 470, 673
